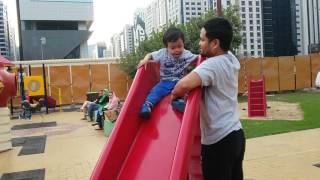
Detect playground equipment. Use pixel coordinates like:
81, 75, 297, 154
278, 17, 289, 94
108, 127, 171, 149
91, 57, 205, 180
247, 76, 267, 117
0, 57, 16, 152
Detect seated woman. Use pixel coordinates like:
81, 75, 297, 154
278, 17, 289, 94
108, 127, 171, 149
24, 90, 42, 111
80, 90, 107, 120
92, 91, 119, 130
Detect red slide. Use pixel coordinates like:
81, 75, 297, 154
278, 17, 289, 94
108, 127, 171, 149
91, 58, 204, 180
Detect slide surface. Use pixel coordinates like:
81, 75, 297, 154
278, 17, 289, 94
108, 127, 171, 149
91, 60, 203, 180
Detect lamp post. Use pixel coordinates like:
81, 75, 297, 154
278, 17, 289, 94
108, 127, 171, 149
217, 0, 222, 17
40, 37, 46, 60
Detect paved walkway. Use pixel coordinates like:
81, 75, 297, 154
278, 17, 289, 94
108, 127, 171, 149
0, 111, 319, 179
0, 112, 106, 180
244, 128, 320, 180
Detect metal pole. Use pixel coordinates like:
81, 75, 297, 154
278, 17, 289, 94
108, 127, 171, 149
217, 0, 222, 17
19, 64, 25, 100
40, 43, 44, 60
42, 64, 49, 114
28, 64, 32, 76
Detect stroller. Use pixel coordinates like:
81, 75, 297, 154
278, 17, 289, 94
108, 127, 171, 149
20, 100, 32, 119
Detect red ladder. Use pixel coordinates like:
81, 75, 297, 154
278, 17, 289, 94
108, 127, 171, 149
247, 76, 267, 117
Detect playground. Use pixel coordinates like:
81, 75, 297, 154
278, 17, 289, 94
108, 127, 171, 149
1, 104, 320, 180
0, 53, 320, 179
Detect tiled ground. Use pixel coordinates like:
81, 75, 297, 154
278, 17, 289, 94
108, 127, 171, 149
0, 112, 106, 180
0, 111, 320, 180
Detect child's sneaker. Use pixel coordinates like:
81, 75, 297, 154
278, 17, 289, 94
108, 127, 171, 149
139, 101, 153, 119
171, 98, 186, 112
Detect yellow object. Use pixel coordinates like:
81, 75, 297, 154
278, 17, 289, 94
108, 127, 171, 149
51, 85, 62, 112
24, 76, 44, 96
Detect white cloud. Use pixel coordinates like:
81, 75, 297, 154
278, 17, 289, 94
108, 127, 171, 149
88, 0, 152, 45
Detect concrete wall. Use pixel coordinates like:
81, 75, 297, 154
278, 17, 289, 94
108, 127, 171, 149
19, 0, 93, 21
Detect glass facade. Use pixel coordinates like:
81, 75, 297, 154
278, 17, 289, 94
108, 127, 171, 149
262, 0, 298, 56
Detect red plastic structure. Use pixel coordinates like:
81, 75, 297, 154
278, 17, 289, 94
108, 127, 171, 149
90, 57, 205, 180
247, 76, 267, 117
0, 62, 16, 107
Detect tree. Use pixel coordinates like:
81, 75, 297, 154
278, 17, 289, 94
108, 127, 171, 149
120, 5, 242, 78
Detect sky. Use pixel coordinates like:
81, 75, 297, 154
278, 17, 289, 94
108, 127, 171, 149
88, 0, 152, 46
4, 0, 152, 46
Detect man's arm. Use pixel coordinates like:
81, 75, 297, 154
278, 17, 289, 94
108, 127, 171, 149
171, 72, 202, 100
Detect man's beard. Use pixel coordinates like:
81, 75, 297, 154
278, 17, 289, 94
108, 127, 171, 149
200, 49, 212, 57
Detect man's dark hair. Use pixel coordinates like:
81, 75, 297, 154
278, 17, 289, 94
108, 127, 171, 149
163, 27, 185, 47
203, 17, 233, 51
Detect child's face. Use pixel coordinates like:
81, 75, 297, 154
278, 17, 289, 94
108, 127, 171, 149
167, 38, 184, 59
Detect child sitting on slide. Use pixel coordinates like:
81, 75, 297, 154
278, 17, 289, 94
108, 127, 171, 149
137, 27, 198, 119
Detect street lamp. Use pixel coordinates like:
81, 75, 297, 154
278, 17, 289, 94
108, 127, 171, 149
217, 0, 222, 17
40, 37, 46, 60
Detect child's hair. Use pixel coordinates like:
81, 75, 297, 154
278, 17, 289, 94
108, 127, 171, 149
203, 17, 233, 51
162, 27, 185, 47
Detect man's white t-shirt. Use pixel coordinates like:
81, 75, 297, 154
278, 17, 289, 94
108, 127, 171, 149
193, 52, 242, 145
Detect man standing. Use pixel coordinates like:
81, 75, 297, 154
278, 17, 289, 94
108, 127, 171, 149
171, 17, 246, 180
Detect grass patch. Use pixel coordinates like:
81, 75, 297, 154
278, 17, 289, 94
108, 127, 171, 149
241, 91, 320, 139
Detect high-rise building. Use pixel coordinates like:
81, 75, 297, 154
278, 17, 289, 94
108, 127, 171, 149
105, 46, 113, 58
133, 9, 146, 49
110, 33, 121, 58
262, 0, 297, 57
16, 0, 93, 60
168, 0, 210, 24
0, 1, 10, 59
213, 0, 264, 57
123, 25, 134, 54
296, 0, 320, 54
145, 0, 168, 37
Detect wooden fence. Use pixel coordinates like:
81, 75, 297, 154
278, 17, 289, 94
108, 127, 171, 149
238, 54, 320, 93
14, 54, 320, 105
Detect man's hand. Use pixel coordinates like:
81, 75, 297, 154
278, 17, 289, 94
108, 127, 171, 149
171, 72, 202, 98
